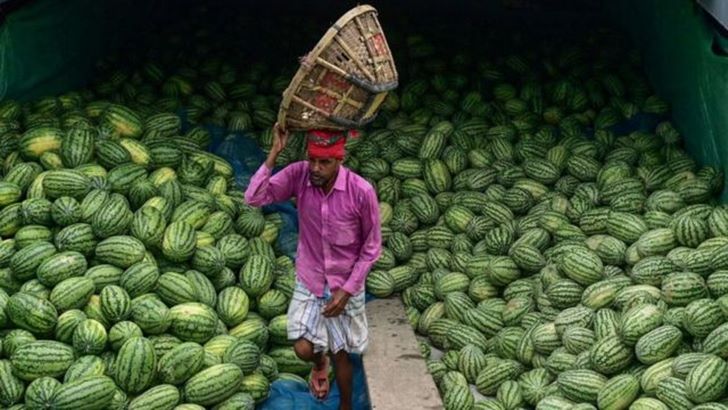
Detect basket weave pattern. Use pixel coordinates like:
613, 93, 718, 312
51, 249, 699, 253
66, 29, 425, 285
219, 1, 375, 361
278, 5, 398, 132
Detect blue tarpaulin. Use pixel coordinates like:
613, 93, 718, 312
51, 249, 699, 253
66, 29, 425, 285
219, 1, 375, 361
209, 127, 300, 260
258, 354, 371, 410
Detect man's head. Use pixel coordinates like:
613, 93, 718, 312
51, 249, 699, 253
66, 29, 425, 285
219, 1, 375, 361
306, 129, 356, 187
308, 156, 342, 187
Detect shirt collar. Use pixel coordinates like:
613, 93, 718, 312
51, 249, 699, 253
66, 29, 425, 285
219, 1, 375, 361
333, 166, 348, 191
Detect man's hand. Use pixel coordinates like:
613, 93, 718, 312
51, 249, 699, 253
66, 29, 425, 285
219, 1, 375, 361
322, 289, 351, 318
271, 122, 289, 155
265, 122, 289, 168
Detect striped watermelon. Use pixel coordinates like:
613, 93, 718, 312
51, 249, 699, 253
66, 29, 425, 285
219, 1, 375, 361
19, 127, 63, 160
590, 335, 634, 375
100, 285, 132, 323
685, 355, 728, 403
157, 272, 197, 306
130, 294, 170, 335
64, 356, 105, 385
127, 384, 180, 409
55, 223, 97, 256
661, 272, 708, 307
91, 193, 133, 238
95, 236, 146, 268
162, 221, 197, 262
10, 240, 57, 280
42, 169, 90, 199
11, 340, 75, 380
49, 277, 95, 311
24, 376, 61, 409
49, 375, 117, 410
656, 376, 694, 410
108, 321, 143, 351
596, 373, 641, 410
185, 270, 217, 307
158, 342, 205, 385
240, 255, 274, 297
120, 262, 160, 298
36, 251, 87, 287
72, 319, 108, 355
168, 303, 218, 344
184, 363, 243, 406
102, 104, 143, 138
7, 292, 58, 334
114, 337, 157, 394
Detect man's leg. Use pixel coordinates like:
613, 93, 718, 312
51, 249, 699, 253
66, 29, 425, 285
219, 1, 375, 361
294, 338, 329, 399
294, 338, 320, 363
332, 350, 353, 410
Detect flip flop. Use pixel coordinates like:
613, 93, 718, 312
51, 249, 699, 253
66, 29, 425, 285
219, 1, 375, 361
308, 355, 330, 401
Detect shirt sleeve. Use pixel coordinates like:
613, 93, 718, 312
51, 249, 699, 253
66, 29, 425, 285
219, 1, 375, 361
342, 187, 382, 295
244, 162, 301, 207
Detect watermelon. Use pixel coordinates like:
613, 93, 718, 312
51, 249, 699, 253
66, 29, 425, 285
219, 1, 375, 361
36, 251, 87, 287
240, 255, 274, 297
11, 340, 75, 380
7, 292, 58, 334
184, 363, 243, 406
158, 342, 205, 385
127, 384, 180, 409
50, 375, 117, 410
162, 221, 197, 262
685, 355, 728, 403
168, 303, 218, 343
42, 169, 90, 199
64, 355, 107, 382
108, 321, 143, 351
49, 277, 95, 311
24, 376, 61, 409
114, 337, 157, 394
72, 319, 108, 355
95, 236, 146, 268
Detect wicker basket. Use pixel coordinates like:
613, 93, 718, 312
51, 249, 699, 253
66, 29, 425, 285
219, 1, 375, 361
277, 4, 398, 132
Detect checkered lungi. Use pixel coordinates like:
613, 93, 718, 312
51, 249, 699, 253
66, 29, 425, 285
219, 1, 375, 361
287, 280, 368, 354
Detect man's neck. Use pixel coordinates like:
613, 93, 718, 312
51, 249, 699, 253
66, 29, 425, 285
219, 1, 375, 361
323, 166, 340, 194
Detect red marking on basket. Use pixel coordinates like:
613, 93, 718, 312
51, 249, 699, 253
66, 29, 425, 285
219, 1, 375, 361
370, 33, 387, 56
314, 93, 337, 110
321, 72, 348, 92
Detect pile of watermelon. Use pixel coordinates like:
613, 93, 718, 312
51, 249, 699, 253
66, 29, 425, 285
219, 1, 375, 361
3, 6, 728, 409
354, 33, 728, 410
0, 36, 323, 410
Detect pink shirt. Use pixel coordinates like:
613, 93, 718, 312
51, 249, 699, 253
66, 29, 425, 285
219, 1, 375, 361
244, 161, 382, 297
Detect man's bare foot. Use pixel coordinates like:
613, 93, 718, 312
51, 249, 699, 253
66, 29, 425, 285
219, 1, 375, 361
309, 354, 330, 400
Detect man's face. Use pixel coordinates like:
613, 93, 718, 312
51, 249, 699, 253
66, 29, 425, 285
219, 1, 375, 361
308, 157, 341, 187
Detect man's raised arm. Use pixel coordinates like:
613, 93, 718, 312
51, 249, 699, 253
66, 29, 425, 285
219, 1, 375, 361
244, 123, 300, 207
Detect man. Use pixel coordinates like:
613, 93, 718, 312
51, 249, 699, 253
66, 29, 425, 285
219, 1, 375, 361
244, 123, 382, 409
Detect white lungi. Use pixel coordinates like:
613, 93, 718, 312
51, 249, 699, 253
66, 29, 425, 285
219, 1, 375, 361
287, 280, 368, 354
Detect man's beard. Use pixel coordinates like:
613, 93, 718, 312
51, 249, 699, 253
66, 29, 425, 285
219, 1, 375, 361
309, 174, 327, 187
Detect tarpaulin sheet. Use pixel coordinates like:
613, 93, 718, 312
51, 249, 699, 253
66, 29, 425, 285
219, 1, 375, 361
258, 353, 371, 410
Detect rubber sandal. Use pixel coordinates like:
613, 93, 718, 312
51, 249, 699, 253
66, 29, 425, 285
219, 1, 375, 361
308, 355, 330, 401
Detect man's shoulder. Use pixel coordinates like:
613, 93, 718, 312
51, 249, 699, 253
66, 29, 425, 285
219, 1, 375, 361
279, 160, 308, 175
344, 167, 376, 195
289, 160, 309, 170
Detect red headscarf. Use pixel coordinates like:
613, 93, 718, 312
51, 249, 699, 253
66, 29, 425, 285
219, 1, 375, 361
306, 129, 360, 160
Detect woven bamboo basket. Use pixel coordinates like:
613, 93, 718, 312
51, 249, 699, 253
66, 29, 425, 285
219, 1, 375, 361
277, 4, 398, 132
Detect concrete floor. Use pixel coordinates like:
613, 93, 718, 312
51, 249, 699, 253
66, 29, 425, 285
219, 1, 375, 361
363, 298, 444, 410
